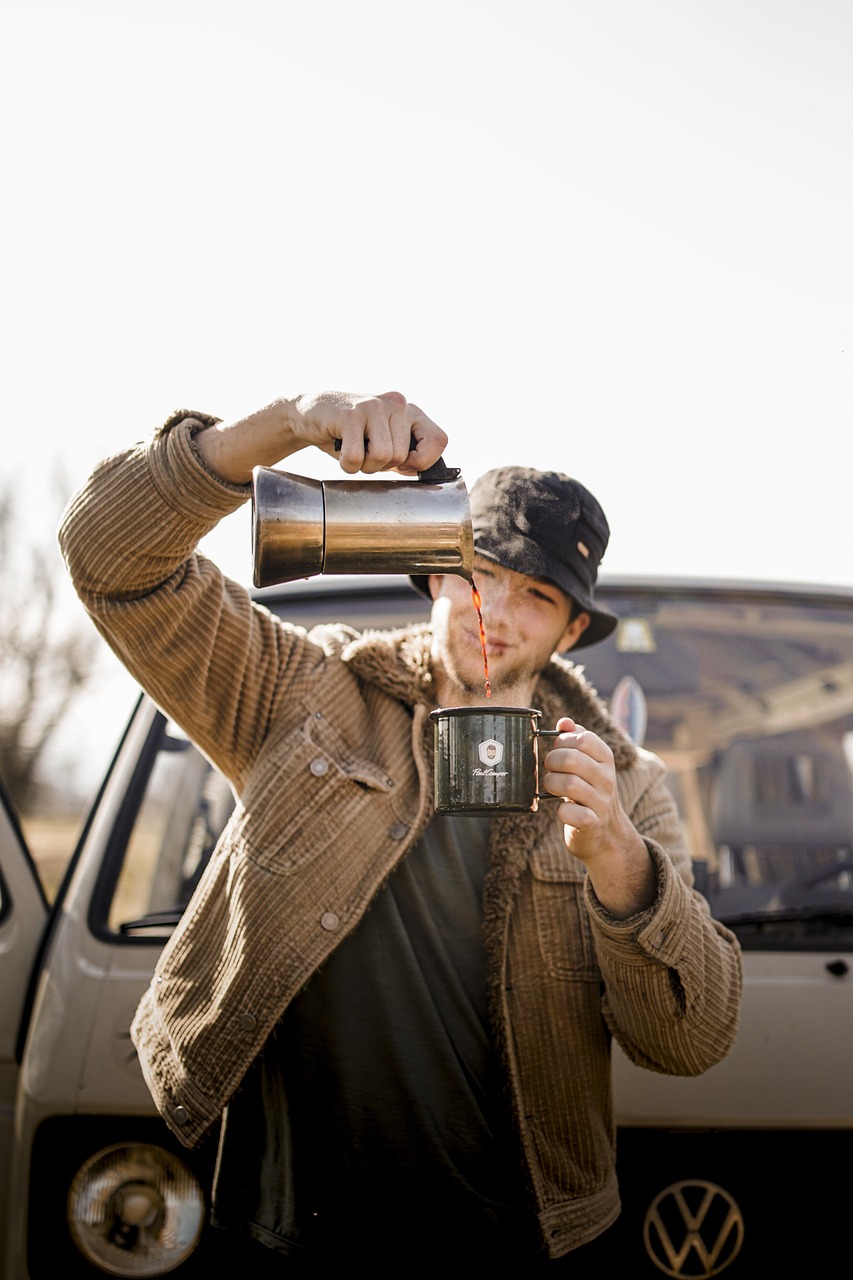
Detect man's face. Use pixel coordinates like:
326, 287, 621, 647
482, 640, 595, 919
427, 555, 590, 705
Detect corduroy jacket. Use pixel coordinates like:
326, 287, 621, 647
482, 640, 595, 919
58, 412, 743, 1259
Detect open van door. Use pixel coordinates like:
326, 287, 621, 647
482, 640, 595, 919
0, 780, 49, 1267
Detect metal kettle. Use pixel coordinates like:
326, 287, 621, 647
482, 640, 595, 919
252, 453, 474, 588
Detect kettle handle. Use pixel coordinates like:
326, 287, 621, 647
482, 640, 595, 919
418, 455, 461, 483
333, 436, 461, 484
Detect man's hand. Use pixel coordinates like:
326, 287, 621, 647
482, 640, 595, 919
194, 390, 448, 485
292, 390, 448, 476
542, 717, 657, 918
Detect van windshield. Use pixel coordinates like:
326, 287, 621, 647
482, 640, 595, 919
102, 583, 853, 950
581, 585, 853, 945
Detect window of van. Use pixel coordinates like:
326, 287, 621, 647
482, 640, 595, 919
97, 583, 853, 951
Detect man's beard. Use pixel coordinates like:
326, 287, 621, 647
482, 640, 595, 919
438, 636, 539, 707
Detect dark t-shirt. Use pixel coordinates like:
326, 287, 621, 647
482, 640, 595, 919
211, 815, 545, 1271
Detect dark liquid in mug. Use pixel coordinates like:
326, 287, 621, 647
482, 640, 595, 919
470, 580, 492, 698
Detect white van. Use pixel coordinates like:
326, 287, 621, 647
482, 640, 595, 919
3, 574, 852, 1278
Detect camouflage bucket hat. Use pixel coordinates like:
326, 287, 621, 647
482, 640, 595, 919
411, 466, 618, 651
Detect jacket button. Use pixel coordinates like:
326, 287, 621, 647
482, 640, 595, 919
309, 757, 329, 777
238, 1012, 256, 1030
173, 1106, 189, 1126
320, 911, 340, 931
389, 823, 409, 840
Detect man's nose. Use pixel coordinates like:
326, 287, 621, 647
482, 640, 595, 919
479, 579, 512, 621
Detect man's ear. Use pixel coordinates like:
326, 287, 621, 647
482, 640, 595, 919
426, 574, 443, 599
558, 611, 590, 653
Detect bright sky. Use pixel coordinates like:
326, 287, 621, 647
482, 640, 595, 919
3, 0, 853, 793
4, 0, 852, 584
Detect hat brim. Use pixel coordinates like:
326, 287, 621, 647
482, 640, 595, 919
408, 574, 617, 651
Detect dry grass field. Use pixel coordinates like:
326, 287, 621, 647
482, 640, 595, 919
19, 813, 84, 901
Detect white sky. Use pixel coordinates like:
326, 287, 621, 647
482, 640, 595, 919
3, 0, 853, 793
4, 0, 852, 582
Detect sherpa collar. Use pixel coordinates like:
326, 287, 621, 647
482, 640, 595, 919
339, 621, 642, 1046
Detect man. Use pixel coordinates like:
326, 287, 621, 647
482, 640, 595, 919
59, 389, 742, 1276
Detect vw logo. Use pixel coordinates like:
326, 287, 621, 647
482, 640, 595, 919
643, 1180, 744, 1277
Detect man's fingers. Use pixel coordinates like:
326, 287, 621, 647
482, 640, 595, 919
543, 769, 599, 812
301, 390, 448, 476
404, 404, 448, 473
336, 392, 446, 475
546, 725, 613, 768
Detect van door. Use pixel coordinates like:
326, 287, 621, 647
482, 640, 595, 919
0, 780, 49, 1266
6, 696, 230, 1279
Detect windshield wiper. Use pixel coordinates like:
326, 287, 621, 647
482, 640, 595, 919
719, 905, 853, 928
119, 908, 184, 933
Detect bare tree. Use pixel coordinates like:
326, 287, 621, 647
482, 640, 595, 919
0, 477, 98, 814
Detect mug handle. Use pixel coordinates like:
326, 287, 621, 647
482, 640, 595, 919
534, 728, 563, 801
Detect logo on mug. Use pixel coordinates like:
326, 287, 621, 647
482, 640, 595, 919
478, 739, 504, 765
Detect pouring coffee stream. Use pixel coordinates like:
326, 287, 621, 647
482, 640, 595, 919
470, 581, 492, 699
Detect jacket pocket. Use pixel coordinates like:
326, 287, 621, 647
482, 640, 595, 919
529, 841, 600, 982
229, 716, 395, 874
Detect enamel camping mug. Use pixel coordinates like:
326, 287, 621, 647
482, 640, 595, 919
430, 706, 561, 814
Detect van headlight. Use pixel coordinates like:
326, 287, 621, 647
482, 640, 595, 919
67, 1143, 205, 1276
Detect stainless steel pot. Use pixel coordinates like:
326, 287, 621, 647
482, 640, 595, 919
252, 454, 473, 588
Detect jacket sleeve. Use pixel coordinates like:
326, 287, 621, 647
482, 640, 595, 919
58, 412, 328, 792
585, 749, 743, 1076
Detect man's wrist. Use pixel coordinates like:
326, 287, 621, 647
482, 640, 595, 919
582, 839, 657, 920
193, 399, 303, 485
